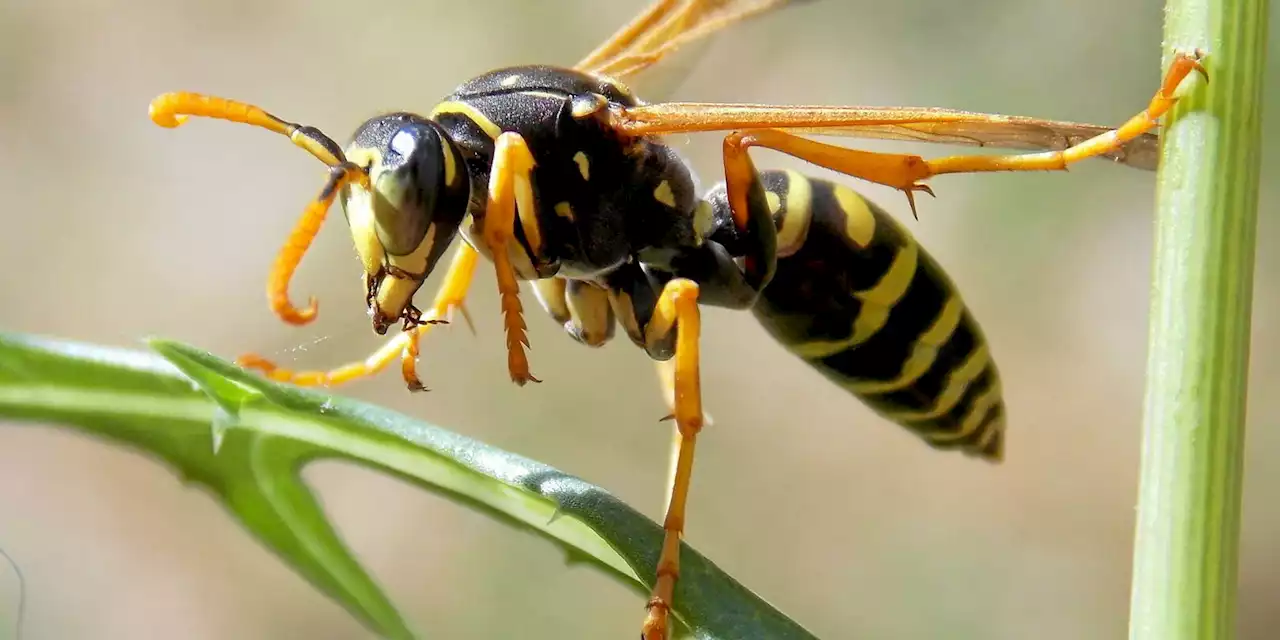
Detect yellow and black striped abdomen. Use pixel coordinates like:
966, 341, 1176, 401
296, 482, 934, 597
750, 170, 1005, 461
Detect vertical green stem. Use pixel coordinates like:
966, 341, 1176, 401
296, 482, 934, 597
1129, 1, 1269, 639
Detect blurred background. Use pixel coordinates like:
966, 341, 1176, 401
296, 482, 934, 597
1, 0, 1277, 638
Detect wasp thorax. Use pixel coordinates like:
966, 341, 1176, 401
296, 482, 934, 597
340, 113, 471, 334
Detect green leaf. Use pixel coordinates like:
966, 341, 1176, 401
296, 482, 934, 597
0, 332, 818, 640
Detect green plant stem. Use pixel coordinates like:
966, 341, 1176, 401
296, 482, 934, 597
1129, 1, 1269, 639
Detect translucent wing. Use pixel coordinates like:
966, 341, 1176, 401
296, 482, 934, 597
573, 2, 1161, 171
575, 0, 809, 84
613, 102, 1161, 170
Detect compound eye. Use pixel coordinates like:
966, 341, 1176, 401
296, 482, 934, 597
370, 126, 440, 255
389, 128, 418, 159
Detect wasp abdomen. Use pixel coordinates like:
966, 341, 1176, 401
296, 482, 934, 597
744, 170, 1006, 460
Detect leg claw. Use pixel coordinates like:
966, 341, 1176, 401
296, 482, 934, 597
641, 598, 670, 640
901, 182, 936, 220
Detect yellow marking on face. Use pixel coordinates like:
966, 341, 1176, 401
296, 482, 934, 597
429, 101, 503, 139
832, 184, 876, 247
653, 180, 676, 207
554, 201, 576, 221
889, 344, 991, 422
387, 223, 437, 271
930, 378, 1003, 443
608, 290, 643, 342
345, 146, 382, 173
847, 295, 965, 395
500, 74, 521, 87
373, 223, 439, 319
573, 151, 590, 180
374, 277, 419, 322
775, 170, 812, 258
343, 185, 386, 277
439, 135, 456, 187
566, 282, 613, 346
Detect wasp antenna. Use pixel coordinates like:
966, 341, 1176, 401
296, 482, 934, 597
148, 92, 347, 166
267, 162, 367, 327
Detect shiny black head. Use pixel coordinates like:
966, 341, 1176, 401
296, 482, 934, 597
340, 113, 471, 333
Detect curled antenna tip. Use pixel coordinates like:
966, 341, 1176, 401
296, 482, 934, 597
148, 95, 187, 128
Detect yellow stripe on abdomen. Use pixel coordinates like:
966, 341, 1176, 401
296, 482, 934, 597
749, 171, 1006, 461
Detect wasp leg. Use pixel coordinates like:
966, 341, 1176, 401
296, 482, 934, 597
643, 152, 778, 313
602, 263, 670, 355
427, 242, 481, 333
530, 277, 619, 348
710, 133, 782, 296
603, 263, 715, 521
923, 50, 1207, 178
479, 132, 541, 386
237, 242, 480, 390
633, 277, 702, 640
717, 51, 1206, 217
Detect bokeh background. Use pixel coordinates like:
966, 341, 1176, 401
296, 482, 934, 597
1, 0, 1277, 638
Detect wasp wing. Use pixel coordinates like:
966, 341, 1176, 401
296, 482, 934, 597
613, 102, 1160, 170
575, 0, 810, 84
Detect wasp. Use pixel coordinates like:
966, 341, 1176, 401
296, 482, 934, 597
147, 0, 1207, 636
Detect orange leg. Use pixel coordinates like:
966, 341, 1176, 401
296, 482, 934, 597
482, 132, 541, 386
237, 243, 480, 390
639, 278, 703, 640
722, 50, 1207, 218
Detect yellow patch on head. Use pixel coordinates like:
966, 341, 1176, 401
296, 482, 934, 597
573, 151, 590, 181
342, 185, 386, 277
438, 136, 456, 186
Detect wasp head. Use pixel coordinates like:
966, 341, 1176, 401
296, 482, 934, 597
341, 113, 471, 334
